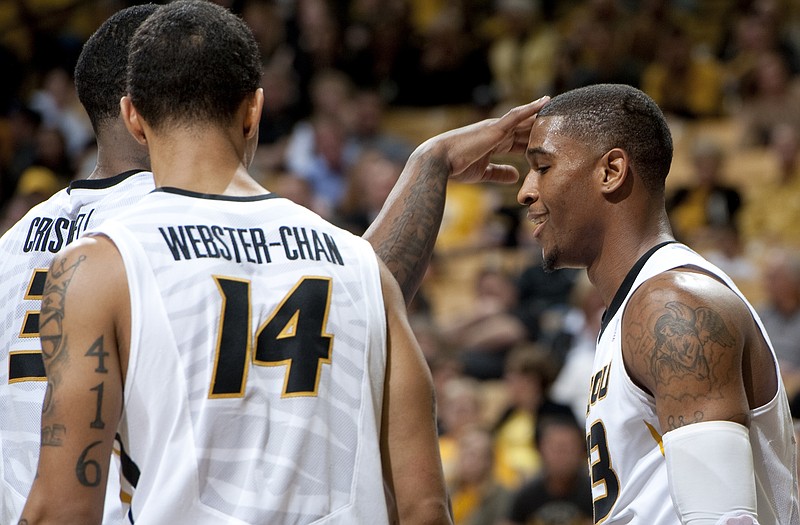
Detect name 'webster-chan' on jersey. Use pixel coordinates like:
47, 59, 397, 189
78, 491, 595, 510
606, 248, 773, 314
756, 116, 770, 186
158, 223, 345, 265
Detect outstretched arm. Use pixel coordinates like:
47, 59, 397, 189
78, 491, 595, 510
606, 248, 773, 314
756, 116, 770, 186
19, 236, 128, 525
364, 97, 549, 303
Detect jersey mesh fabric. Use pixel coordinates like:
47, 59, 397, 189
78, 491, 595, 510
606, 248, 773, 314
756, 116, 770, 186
95, 190, 389, 524
0, 170, 155, 524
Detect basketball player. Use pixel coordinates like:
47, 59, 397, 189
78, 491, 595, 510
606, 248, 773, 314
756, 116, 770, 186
518, 84, 799, 523
0, 6, 157, 523
15, 1, 547, 522
3, 3, 546, 523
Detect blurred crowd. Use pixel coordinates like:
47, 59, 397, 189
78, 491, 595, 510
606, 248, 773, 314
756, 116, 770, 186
3, 0, 800, 523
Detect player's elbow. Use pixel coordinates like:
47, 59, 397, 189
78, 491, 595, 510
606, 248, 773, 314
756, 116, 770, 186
397, 496, 453, 525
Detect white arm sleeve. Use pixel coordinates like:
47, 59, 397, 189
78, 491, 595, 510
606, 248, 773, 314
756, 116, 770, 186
663, 420, 760, 525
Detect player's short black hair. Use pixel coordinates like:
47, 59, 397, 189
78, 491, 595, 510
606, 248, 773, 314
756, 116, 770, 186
74, 4, 159, 132
538, 84, 674, 194
127, 0, 262, 131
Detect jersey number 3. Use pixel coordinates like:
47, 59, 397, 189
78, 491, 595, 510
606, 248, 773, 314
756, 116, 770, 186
209, 276, 333, 399
588, 420, 620, 523
8, 269, 49, 383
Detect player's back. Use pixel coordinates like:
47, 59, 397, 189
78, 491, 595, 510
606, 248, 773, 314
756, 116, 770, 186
95, 188, 390, 524
0, 170, 155, 523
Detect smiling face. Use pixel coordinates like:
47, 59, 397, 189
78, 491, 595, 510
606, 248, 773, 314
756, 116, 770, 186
518, 115, 605, 272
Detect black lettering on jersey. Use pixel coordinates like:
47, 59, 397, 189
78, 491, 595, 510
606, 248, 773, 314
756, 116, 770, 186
160, 224, 342, 266
184, 225, 207, 259
22, 211, 94, 253
196, 225, 220, 258
323, 233, 343, 265
159, 226, 192, 260
211, 226, 232, 260
280, 226, 344, 266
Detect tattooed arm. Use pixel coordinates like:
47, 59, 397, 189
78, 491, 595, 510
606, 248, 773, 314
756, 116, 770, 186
622, 268, 777, 432
364, 97, 548, 304
19, 236, 129, 525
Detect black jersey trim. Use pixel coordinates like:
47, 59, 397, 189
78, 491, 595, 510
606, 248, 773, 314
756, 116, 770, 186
67, 170, 149, 193
599, 240, 677, 338
154, 187, 279, 202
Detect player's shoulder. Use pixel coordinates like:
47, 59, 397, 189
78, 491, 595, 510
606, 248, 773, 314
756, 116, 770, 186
627, 267, 745, 321
52, 233, 121, 269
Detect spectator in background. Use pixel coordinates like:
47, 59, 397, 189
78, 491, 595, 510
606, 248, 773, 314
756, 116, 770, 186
556, 0, 640, 90
391, 5, 493, 106
758, 248, 800, 400
441, 267, 529, 380
349, 87, 413, 163
27, 66, 93, 162
738, 51, 800, 147
503, 414, 593, 525
515, 262, 579, 347
32, 126, 74, 183
336, 148, 402, 235
284, 72, 362, 217
666, 138, 741, 246
720, 1, 800, 96
549, 272, 604, 422
438, 377, 485, 486
450, 427, 513, 525
739, 122, 800, 248
0, 165, 63, 235
641, 25, 725, 119
250, 63, 302, 174
492, 345, 573, 490
285, 0, 347, 115
487, 0, 560, 106
0, 104, 41, 204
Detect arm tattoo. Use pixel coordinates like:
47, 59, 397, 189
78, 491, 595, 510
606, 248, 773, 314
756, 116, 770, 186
41, 423, 67, 446
75, 441, 103, 487
40, 254, 85, 361
650, 301, 735, 389
368, 155, 448, 303
38, 255, 85, 416
666, 412, 704, 430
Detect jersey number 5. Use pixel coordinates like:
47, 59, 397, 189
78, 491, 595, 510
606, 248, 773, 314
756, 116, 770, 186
209, 276, 333, 399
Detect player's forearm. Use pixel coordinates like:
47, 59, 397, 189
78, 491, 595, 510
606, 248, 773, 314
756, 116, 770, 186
364, 143, 449, 304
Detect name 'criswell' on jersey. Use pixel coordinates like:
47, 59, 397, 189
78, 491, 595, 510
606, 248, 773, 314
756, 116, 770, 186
158, 223, 345, 266
22, 209, 95, 253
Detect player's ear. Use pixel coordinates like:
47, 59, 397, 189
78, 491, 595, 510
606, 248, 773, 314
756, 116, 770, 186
243, 88, 264, 140
120, 96, 148, 146
600, 147, 629, 194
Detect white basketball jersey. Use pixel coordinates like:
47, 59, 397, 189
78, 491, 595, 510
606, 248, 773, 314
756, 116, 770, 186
0, 170, 155, 524
92, 188, 389, 524
586, 242, 800, 524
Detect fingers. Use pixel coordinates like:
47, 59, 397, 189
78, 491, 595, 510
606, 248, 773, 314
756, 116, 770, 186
497, 96, 550, 131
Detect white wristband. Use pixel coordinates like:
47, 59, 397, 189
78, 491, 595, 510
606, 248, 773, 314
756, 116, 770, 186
663, 420, 759, 525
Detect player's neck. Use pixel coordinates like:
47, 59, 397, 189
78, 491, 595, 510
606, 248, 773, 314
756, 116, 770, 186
147, 126, 266, 197
587, 210, 674, 307
89, 122, 151, 180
